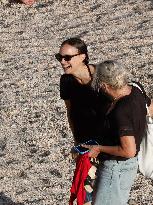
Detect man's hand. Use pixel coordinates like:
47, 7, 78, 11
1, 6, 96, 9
82, 145, 101, 158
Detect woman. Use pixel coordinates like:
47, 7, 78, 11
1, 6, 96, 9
83, 60, 152, 205
55, 37, 108, 145
55, 37, 108, 205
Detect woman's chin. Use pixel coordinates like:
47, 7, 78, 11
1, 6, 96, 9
64, 68, 72, 74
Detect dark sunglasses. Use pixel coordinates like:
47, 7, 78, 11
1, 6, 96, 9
55, 53, 80, 62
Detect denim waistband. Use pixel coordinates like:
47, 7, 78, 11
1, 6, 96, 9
98, 154, 138, 162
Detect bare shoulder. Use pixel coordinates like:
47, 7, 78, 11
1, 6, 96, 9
88, 64, 96, 74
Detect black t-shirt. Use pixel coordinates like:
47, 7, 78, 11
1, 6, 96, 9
100, 82, 151, 160
60, 73, 110, 143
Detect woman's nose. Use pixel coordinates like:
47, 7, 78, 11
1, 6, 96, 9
61, 58, 67, 64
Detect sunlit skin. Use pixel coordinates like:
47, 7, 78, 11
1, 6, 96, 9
21, 0, 35, 5
59, 44, 86, 75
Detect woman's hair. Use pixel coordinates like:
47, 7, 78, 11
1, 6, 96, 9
61, 37, 89, 65
92, 60, 132, 91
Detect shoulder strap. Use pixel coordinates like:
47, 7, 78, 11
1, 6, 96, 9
129, 82, 151, 116
86, 64, 94, 79
129, 82, 142, 91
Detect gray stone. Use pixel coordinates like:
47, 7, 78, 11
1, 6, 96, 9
0, 0, 153, 204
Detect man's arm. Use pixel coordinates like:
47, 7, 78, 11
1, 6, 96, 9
83, 135, 136, 158
99, 135, 136, 158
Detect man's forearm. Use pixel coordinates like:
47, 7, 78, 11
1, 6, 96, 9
99, 145, 135, 158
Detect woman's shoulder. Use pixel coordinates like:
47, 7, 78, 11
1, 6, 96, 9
60, 74, 76, 84
60, 73, 74, 79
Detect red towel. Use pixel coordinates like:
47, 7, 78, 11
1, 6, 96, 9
69, 153, 92, 205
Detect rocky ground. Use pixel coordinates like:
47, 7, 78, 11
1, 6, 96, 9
0, 0, 153, 204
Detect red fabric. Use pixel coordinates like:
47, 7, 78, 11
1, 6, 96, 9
69, 153, 92, 205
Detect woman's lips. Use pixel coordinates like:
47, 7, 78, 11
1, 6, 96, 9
63, 66, 71, 72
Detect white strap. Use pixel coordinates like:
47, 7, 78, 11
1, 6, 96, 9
129, 82, 151, 117
129, 82, 143, 92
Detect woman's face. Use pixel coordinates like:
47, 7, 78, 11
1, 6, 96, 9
59, 44, 85, 74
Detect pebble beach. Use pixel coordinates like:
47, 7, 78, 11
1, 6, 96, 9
0, 0, 153, 204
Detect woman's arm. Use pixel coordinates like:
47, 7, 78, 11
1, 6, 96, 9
64, 100, 74, 134
65, 100, 79, 146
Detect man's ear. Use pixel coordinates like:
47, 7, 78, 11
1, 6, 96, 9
100, 83, 107, 92
102, 83, 110, 94
103, 83, 107, 89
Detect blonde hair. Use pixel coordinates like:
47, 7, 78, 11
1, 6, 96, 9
92, 60, 132, 91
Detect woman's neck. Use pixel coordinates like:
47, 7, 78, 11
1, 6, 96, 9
73, 65, 92, 84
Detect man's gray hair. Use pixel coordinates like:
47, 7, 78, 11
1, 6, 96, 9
92, 60, 132, 91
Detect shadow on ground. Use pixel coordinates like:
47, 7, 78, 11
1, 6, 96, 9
0, 192, 24, 205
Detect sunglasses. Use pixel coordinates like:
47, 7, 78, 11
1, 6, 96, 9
55, 53, 80, 62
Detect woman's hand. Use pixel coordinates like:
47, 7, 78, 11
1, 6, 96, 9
81, 145, 101, 158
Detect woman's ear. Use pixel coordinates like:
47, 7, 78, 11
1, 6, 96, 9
80, 53, 86, 62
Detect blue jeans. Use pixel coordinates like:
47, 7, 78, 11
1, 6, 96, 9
93, 157, 138, 205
